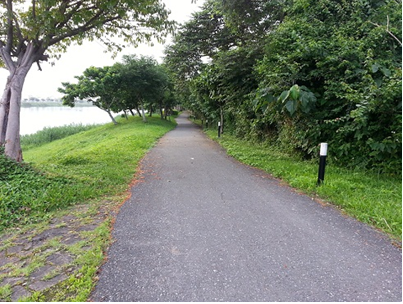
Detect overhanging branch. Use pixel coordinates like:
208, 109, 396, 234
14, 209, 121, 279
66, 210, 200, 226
369, 18, 402, 47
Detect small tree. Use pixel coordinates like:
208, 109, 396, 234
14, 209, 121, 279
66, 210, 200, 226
0, 0, 174, 161
59, 66, 122, 124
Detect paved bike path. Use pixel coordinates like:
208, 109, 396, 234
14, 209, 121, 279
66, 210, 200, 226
91, 113, 401, 301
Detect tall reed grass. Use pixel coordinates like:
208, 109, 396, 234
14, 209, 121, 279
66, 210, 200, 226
21, 124, 99, 150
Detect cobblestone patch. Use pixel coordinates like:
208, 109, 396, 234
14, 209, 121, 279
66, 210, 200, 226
10, 285, 31, 302
0, 200, 114, 301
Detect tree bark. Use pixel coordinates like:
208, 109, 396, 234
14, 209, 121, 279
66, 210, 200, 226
0, 43, 36, 161
105, 109, 118, 125
0, 80, 11, 144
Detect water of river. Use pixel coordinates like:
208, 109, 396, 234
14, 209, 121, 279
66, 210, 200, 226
20, 106, 117, 135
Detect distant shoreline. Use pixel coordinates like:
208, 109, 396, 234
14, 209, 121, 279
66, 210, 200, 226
22, 102, 94, 108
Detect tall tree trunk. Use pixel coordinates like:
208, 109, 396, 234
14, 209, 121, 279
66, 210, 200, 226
0, 44, 36, 161
0, 79, 11, 144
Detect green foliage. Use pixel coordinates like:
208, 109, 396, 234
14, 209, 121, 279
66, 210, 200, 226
254, 0, 402, 173
0, 284, 11, 301
259, 84, 317, 117
58, 55, 176, 122
0, 116, 176, 231
169, 0, 401, 174
0, 145, 78, 228
21, 123, 99, 150
119, 55, 175, 117
0, 0, 175, 66
59, 66, 123, 124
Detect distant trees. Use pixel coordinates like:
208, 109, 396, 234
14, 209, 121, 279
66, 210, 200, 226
58, 56, 176, 124
165, 0, 402, 174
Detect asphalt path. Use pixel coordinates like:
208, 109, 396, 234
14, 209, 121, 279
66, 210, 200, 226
92, 113, 401, 302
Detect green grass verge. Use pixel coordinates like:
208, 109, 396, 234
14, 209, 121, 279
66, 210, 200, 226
0, 115, 176, 231
204, 128, 402, 241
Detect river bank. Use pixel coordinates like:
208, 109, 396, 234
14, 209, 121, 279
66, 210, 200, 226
20, 104, 118, 135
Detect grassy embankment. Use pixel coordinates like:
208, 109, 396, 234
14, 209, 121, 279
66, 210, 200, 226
1, 116, 176, 230
0, 116, 176, 301
201, 126, 401, 241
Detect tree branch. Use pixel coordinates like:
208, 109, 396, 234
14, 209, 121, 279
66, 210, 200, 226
12, 15, 24, 56
55, 1, 84, 30
0, 41, 16, 72
48, 12, 121, 47
369, 19, 402, 47
5, 0, 13, 53
32, 0, 36, 20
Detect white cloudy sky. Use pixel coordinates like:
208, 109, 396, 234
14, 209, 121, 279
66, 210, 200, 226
0, 0, 204, 98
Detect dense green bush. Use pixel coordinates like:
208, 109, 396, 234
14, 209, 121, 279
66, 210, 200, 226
167, 0, 401, 175
253, 0, 402, 173
0, 145, 81, 229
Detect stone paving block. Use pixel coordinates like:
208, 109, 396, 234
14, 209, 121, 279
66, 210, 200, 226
60, 234, 83, 246
6, 244, 24, 255
30, 265, 57, 281
0, 253, 18, 267
30, 274, 68, 291
47, 251, 74, 266
0, 276, 23, 288
11, 285, 31, 301
76, 223, 99, 232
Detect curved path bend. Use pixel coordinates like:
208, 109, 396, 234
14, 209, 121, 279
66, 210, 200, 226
92, 113, 401, 302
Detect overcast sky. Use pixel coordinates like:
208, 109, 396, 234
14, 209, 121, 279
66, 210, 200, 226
0, 0, 204, 99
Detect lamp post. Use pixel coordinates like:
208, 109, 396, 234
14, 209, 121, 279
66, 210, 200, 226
317, 143, 328, 185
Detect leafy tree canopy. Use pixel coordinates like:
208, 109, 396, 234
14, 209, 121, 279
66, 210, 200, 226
0, 0, 175, 69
